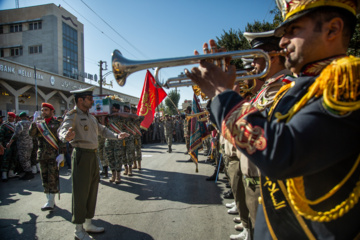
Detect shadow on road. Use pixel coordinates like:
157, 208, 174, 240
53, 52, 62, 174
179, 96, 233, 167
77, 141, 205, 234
100, 167, 224, 205
0, 213, 38, 240
89, 219, 154, 240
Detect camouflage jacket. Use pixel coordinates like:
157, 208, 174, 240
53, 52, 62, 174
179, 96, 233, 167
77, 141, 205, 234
29, 118, 64, 160
0, 121, 16, 147
11, 120, 32, 147
163, 119, 174, 136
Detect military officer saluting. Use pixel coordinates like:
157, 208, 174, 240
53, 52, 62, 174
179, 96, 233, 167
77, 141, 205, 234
29, 102, 64, 211
58, 86, 129, 240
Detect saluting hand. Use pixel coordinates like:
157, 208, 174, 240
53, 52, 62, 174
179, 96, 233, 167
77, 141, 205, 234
118, 132, 130, 140
65, 127, 75, 141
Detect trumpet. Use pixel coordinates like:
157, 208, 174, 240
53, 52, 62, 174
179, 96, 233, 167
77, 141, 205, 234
112, 49, 288, 88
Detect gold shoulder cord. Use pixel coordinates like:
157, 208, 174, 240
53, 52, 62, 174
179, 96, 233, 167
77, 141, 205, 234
276, 56, 360, 222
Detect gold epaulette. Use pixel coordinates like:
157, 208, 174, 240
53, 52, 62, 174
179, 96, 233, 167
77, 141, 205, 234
66, 109, 77, 116
275, 56, 360, 122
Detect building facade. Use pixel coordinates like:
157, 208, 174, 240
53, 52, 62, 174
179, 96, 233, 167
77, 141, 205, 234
0, 4, 138, 117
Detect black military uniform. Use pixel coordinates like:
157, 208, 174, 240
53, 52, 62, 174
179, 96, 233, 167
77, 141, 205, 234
207, 1, 360, 239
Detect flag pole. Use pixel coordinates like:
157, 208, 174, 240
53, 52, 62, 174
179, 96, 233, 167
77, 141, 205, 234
166, 96, 180, 114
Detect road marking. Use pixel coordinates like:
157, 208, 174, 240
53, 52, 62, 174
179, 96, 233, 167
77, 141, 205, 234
142, 155, 153, 157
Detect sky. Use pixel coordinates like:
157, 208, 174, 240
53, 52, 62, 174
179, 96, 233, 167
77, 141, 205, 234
0, 0, 278, 107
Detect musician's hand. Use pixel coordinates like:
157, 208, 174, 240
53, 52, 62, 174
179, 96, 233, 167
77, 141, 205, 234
185, 39, 236, 99
118, 132, 130, 140
65, 127, 75, 141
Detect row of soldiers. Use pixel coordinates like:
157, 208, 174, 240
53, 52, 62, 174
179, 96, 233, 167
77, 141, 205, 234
96, 104, 144, 183
141, 114, 185, 145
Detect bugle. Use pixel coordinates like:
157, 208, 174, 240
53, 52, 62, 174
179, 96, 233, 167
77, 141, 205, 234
112, 49, 273, 88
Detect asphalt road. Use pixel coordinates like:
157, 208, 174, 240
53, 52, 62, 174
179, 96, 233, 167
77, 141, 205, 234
0, 142, 238, 240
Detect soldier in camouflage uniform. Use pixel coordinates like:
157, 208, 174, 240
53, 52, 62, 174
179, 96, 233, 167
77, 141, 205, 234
131, 107, 144, 170
29, 103, 64, 210
183, 106, 191, 155
122, 105, 135, 176
0, 112, 17, 182
105, 104, 124, 183
175, 116, 182, 142
163, 114, 174, 153
158, 118, 165, 143
7, 112, 33, 180
95, 116, 108, 179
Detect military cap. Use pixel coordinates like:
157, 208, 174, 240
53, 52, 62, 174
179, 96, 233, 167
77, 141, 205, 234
131, 106, 137, 110
275, 0, 360, 37
70, 86, 95, 97
123, 105, 130, 110
244, 30, 281, 50
186, 106, 192, 112
42, 102, 54, 110
19, 112, 27, 117
8, 112, 16, 118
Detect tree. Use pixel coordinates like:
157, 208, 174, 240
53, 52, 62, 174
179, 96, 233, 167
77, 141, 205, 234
348, 15, 360, 57
165, 89, 180, 115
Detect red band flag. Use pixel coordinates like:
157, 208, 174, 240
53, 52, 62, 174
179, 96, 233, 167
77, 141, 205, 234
137, 70, 167, 129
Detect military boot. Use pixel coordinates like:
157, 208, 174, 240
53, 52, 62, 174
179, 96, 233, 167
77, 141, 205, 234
115, 171, 121, 184
104, 166, 108, 178
2, 172, 8, 182
138, 161, 142, 170
128, 166, 133, 176
169, 146, 172, 153
123, 165, 129, 175
133, 162, 137, 169
41, 193, 55, 211
109, 170, 116, 183
19, 171, 34, 180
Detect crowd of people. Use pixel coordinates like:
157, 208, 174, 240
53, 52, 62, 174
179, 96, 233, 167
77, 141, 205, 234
1, 1, 359, 239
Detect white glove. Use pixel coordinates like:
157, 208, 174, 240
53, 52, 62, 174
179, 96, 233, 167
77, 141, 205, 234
56, 154, 64, 167
33, 111, 41, 122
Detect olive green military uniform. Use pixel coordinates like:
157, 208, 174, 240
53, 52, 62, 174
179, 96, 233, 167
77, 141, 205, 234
58, 106, 119, 224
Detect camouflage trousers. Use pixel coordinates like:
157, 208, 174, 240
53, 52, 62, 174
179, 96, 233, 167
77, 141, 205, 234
165, 134, 172, 147
134, 135, 142, 161
176, 130, 182, 142
185, 136, 190, 152
105, 139, 123, 172
98, 138, 108, 167
39, 158, 59, 193
1, 144, 17, 172
123, 135, 135, 165
17, 146, 32, 172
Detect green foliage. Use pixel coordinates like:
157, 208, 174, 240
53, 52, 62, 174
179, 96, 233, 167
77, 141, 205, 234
347, 15, 360, 57
165, 90, 180, 115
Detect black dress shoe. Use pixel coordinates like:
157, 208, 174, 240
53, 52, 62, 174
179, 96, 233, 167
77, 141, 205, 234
226, 183, 231, 188
223, 191, 234, 199
19, 172, 34, 180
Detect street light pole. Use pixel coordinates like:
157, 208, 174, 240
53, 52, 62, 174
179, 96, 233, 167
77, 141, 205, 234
34, 65, 38, 111
99, 60, 103, 95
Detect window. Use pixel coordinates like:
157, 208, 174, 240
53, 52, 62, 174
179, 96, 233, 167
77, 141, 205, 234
62, 22, 78, 79
29, 45, 42, 54
0, 26, 3, 34
10, 47, 23, 56
10, 24, 22, 33
1, 49, 4, 57
29, 22, 42, 30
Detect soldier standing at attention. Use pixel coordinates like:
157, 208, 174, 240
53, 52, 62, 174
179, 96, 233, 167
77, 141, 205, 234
131, 107, 144, 170
29, 103, 64, 211
0, 112, 18, 182
121, 105, 136, 176
7, 112, 33, 180
183, 106, 191, 155
105, 103, 124, 183
58, 86, 129, 240
163, 114, 174, 153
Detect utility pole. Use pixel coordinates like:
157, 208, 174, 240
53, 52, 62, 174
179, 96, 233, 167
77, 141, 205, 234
34, 66, 38, 111
99, 60, 107, 95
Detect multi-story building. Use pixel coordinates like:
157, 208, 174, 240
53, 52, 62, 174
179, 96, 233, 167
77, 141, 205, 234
0, 4, 138, 117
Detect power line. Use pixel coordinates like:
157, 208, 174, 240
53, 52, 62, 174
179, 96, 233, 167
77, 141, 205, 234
62, 0, 138, 59
80, 0, 149, 59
